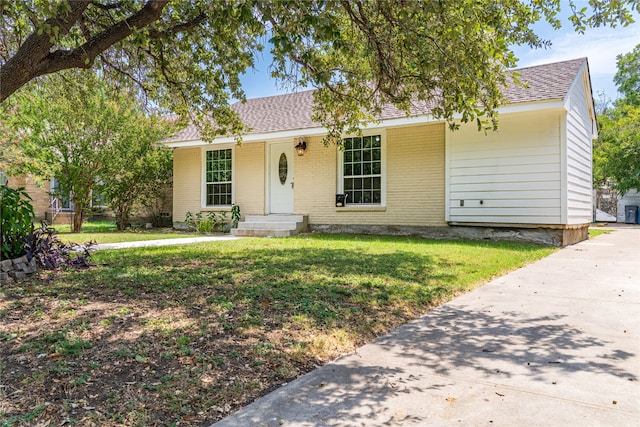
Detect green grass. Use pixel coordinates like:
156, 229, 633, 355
1, 234, 556, 426
588, 227, 614, 238
67, 234, 556, 335
53, 220, 120, 233
51, 220, 200, 244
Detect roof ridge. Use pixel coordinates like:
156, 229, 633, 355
232, 88, 316, 106
510, 57, 587, 72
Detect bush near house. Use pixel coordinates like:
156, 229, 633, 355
0, 186, 34, 259
1, 186, 93, 272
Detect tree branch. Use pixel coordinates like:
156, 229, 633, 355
148, 12, 207, 39
99, 53, 149, 93
36, 1, 170, 76
0, 0, 169, 102
0, 0, 91, 101
89, 1, 128, 11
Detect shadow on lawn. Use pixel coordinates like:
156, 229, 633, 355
0, 236, 559, 425
55, 244, 460, 326
214, 305, 637, 427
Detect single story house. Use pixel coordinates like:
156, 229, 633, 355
165, 57, 596, 246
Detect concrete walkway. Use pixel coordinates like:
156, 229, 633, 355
213, 228, 640, 426
92, 235, 240, 250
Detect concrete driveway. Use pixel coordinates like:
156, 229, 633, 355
212, 227, 640, 426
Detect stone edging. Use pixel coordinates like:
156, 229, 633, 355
0, 255, 37, 285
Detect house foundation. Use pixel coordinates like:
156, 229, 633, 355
308, 223, 589, 247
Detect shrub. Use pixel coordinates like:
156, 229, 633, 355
231, 203, 241, 229
0, 186, 35, 259
26, 223, 94, 270
185, 211, 228, 233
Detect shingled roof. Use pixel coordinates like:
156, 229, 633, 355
165, 57, 587, 143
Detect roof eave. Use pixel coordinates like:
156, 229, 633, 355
165, 99, 567, 148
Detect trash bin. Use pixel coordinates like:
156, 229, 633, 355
624, 205, 639, 224
336, 193, 348, 207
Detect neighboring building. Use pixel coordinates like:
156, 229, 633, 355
617, 189, 640, 223
165, 58, 596, 246
3, 173, 172, 227
5, 175, 53, 222
594, 187, 618, 222
5, 175, 103, 225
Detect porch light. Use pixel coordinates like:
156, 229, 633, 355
295, 137, 307, 156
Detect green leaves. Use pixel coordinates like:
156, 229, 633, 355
595, 103, 640, 195
594, 44, 640, 195
4, 70, 177, 232
614, 44, 640, 107
0, 186, 35, 259
1, 0, 638, 141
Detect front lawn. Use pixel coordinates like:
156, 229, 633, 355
51, 221, 200, 245
0, 234, 555, 426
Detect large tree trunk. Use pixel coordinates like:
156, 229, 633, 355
116, 206, 130, 231
72, 205, 85, 233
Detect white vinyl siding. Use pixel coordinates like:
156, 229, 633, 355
448, 111, 562, 225
564, 67, 594, 224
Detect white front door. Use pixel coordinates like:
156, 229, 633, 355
269, 142, 294, 214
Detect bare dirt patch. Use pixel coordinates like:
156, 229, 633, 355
1, 272, 331, 426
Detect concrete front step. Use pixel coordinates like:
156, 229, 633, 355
231, 215, 308, 237
237, 222, 298, 230
244, 214, 305, 223
231, 229, 293, 237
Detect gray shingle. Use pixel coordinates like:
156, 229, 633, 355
165, 58, 587, 143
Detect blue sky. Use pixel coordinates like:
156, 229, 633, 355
240, 9, 639, 103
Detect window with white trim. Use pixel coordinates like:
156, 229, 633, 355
205, 149, 232, 206
343, 135, 382, 204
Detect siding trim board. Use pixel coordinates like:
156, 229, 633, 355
560, 111, 569, 224
564, 63, 594, 224
444, 124, 451, 222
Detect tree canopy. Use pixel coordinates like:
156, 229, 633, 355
1, 1, 638, 139
613, 44, 640, 106
594, 44, 640, 195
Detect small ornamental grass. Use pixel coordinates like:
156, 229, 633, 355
0, 234, 555, 426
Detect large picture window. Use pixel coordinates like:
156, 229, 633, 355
205, 149, 232, 206
343, 135, 382, 204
